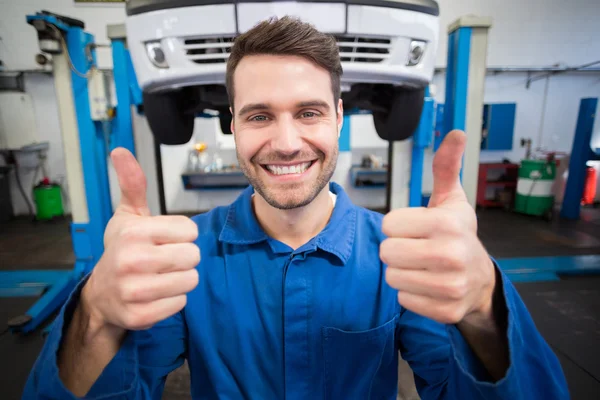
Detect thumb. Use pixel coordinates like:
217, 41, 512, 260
111, 147, 150, 216
429, 130, 467, 207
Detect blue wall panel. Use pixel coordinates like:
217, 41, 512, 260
482, 103, 516, 151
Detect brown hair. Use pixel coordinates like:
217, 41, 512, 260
226, 16, 343, 112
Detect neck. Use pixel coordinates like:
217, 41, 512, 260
253, 186, 334, 250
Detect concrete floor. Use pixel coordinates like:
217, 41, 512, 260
1, 206, 600, 399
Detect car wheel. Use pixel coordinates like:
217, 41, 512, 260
218, 110, 232, 135
142, 90, 194, 145
373, 88, 425, 141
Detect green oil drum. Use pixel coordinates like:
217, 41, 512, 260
33, 183, 64, 220
514, 159, 556, 218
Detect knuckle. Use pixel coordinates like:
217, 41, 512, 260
122, 282, 145, 303
119, 222, 144, 242
116, 250, 142, 273
439, 245, 465, 270
173, 216, 198, 241
385, 268, 397, 288
187, 244, 201, 266
114, 250, 131, 271
397, 291, 407, 307
379, 240, 394, 265
179, 295, 188, 309
446, 252, 463, 270
381, 214, 393, 236
187, 269, 200, 290
428, 247, 447, 267
187, 221, 200, 241
446, 277, 468, 300
172, 295, 188, 312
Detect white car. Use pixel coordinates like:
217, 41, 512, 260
125, 0, 440, 144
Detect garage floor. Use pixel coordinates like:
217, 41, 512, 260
1, 207, 600, 399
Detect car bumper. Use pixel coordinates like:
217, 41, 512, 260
126, 2, 439, 92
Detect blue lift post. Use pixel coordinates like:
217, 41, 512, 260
409, 88, 434, 207
442, 17, 492, 207
109, 23, 142, 154
443, 27, 471, 140
0, 12, 134, 334
561, 98, 600, 220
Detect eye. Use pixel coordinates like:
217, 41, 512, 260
301, 111, 318, 118
250, 115, 269, 122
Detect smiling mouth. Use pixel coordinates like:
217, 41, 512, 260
261, 161, 316, 176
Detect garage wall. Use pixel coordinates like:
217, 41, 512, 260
1, 0, 599, 215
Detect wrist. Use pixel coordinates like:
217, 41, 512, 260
462, 257, 497, 326
80, 279, 125, 345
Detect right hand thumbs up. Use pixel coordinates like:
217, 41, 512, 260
82, 148, 200, 332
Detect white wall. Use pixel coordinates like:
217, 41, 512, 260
1, 0, 599, 215
0, 0, 125, 70
435, 0, 600, 68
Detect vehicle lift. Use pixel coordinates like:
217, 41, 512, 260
0, 11, 141, 334
561, 98, 599, 220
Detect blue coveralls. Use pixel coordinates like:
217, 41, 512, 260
24, 183, 569, 399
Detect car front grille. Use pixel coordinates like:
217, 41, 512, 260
183, 35, 391, 65
335, 35, 392, 63
183, 36, 235, 64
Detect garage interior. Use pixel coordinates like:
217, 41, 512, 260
1, 0, 600, 399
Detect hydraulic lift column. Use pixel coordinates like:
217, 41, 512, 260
444, 16, 492, 207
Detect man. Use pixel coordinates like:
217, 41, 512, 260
25, 17, 568, 399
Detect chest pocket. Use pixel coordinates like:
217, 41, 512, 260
322, 316, 398, 399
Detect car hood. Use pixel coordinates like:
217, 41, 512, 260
126, 0, 439, 17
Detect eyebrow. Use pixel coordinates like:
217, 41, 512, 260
297, 100, 331, 111
237, 100, 331, 117
238, 103, 270, 117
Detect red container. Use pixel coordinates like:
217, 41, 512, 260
582, 167, 597, 205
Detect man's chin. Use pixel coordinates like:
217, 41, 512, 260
261, 190, 313, 210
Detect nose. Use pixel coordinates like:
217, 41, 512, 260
270, 116, 303, 155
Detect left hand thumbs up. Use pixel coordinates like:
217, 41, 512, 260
380, 130, 496, 325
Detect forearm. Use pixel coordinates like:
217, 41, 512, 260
57, 285, 126, 397
456, 265, 509, 381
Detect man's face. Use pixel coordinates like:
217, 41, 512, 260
231, 55, 342, 210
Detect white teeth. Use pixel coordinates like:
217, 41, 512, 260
266, 162, 311, 175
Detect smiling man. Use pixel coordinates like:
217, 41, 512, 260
24, 17, 568, 400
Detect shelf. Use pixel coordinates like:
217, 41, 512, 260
479, 163, 519, 169
349, 165, 388, 188
181, 170, 249, 190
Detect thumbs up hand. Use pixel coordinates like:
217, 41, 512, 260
81, 148, 200, 332
380, 131, 496, 325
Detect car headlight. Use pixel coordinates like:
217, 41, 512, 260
407, 40, 426, 66
145, 41, 168, 69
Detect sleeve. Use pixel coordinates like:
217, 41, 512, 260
396, 265, 570, 400
22, 277, 187, 400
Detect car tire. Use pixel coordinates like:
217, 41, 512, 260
142, 90, 194, 145
218, 110, 233, 135
373, 88, 425, 141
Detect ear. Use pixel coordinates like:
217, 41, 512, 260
229, 106, 235, 135
337, 99, 344, 138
